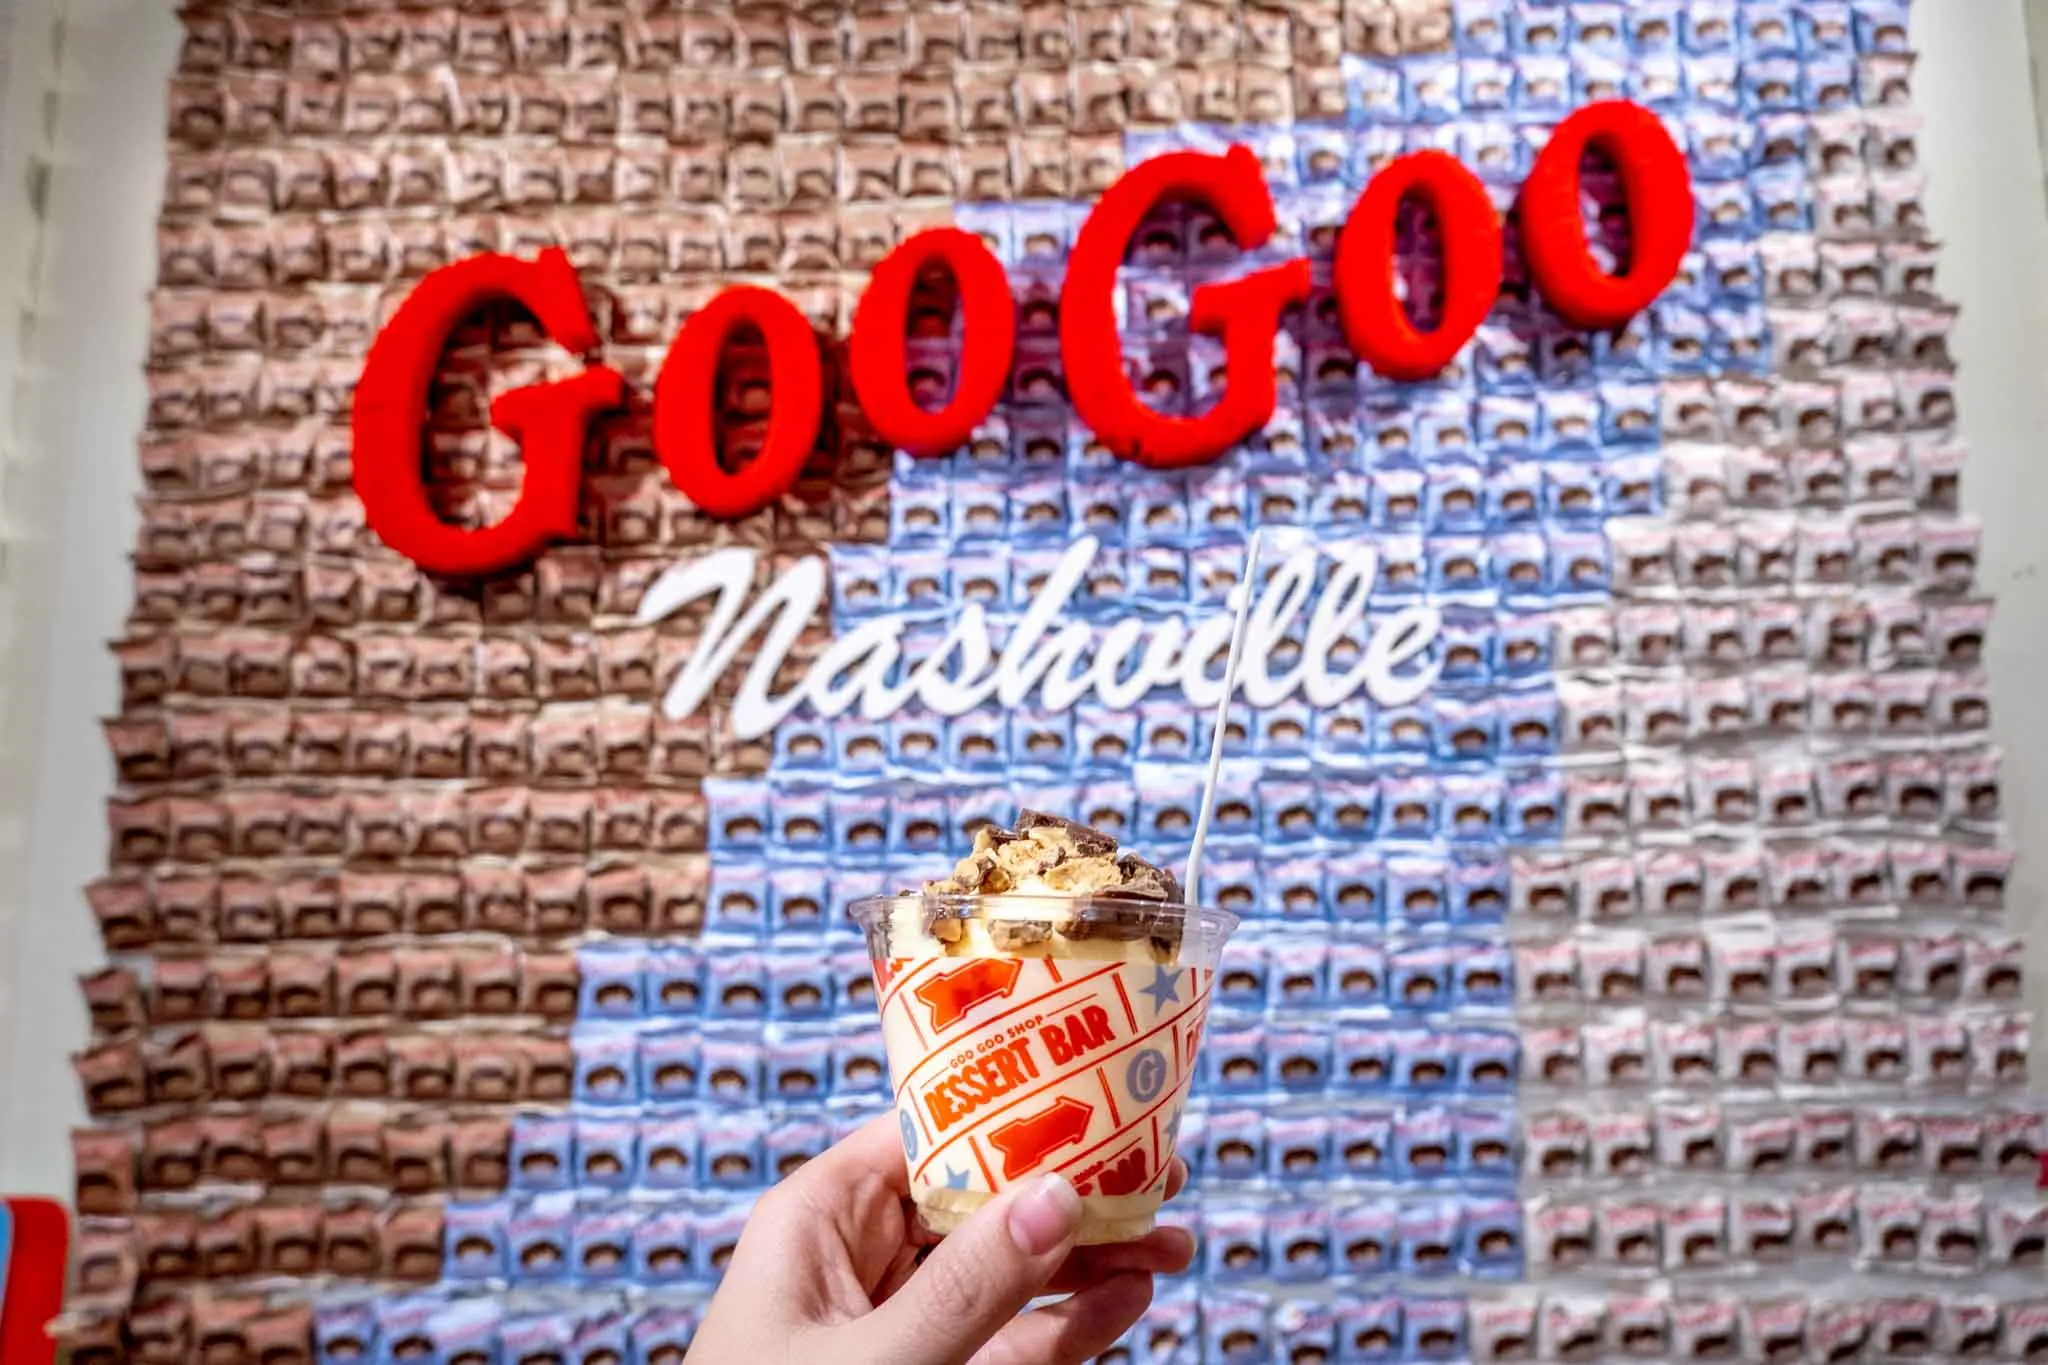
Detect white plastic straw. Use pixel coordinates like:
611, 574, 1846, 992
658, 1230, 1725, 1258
1183, 527, 1265, 907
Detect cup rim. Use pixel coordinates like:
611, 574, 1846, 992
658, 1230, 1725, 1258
847, 892, 1240, 939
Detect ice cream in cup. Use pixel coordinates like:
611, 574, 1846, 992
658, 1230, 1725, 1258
850, 811, 1239, 1245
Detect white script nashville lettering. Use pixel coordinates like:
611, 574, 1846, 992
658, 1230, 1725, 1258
634, 536, 1443, 741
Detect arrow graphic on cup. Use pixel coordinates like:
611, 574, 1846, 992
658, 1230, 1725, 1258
914, 957, 1026, 1031
988, 1096, 1094, 1180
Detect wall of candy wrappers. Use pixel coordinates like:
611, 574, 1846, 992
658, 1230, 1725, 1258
8, 1, 2048, 1362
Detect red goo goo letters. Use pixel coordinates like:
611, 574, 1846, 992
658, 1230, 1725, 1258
654, 284, 824, 521
354, 105, 1695, 575
1520, 99, 1697, 331
1334, 150, 1504, 384
351, 248, 623, 578
1060, 145, 1314, 470
849, 227, 1017, 459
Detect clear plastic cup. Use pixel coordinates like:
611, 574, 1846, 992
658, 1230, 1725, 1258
849, 892, 1240, 1245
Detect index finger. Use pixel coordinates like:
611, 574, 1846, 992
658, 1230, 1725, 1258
785, 1117, 1189, 1232
786, 1111, 914, 1198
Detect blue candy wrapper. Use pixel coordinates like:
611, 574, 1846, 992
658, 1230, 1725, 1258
640, 1113, 699, 1190
506, 1191, 574, 1284
633, 1205, 695, 1285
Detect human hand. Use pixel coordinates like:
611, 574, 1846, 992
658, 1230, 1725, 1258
691, 1112, 1195, 1365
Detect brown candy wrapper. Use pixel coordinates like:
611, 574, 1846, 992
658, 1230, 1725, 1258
73, 1127, 138, 1215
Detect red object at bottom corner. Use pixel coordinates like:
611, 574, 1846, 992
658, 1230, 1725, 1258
1, 1198, 68, 1365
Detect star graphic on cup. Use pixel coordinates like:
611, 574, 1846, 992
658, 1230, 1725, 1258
943, 1165, 972, 1190
1139, 965, 1182, 1014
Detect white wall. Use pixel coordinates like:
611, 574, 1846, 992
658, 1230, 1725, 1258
1915, 6, 2048, 1050
0, 0, 64, 1067
0, 0, 178, 1194
3, 2, 2048, 1196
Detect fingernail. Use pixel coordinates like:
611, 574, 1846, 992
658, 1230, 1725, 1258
1007, 1174, 1083, 1256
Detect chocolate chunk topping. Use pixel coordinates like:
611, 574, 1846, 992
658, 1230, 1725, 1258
904, 809, 1189, 958
987, 920, 1055, 952
1116, 854, 1184, 902
921, 811, 1180, 902
1061, 898, 1183, 945
1016, 810, 1119, 857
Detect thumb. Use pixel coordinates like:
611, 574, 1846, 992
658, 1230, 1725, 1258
852, 1174, 1085, 1365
